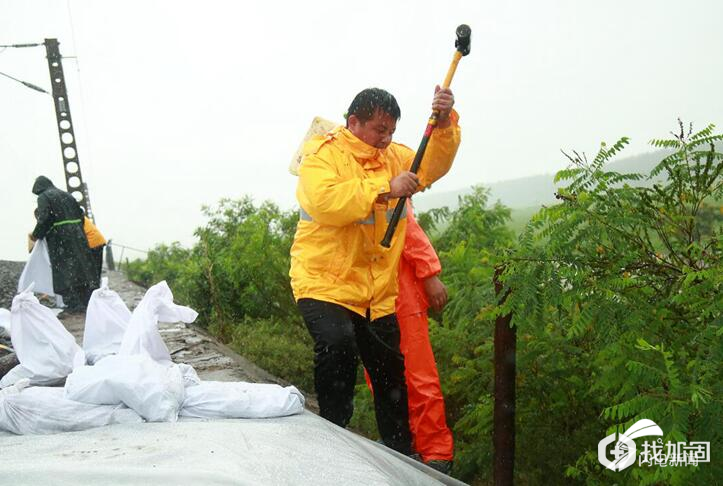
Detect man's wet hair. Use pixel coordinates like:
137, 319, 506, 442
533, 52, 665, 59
345, 88, 401, 126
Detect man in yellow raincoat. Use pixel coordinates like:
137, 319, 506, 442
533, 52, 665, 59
290, 87, 460, 455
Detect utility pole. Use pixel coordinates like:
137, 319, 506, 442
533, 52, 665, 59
493, 266, 515, 486
43, 38, 93, 220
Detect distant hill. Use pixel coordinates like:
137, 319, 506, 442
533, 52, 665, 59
414, 149, 670, 212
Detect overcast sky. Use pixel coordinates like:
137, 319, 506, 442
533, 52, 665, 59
2, 0, 722, 261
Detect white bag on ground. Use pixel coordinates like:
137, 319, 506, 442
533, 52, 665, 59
181, 381, 305, 419
0, 386, 142, 435
17, 239, 56, 296
64, 354, 185, 422
83, 277, 132, 364
119, 280, 198, 363
0, 285, 85, 388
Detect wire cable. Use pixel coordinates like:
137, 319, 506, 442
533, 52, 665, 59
65, 0, 100, 222
0, 43, 43, 48
0, 70, 49, 94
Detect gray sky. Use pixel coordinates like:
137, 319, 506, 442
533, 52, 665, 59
2, 0, 722, 261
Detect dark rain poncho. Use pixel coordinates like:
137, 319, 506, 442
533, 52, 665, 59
31, 176, 98, 295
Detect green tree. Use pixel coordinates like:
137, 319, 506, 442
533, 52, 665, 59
125, 197, 315, 390
502, 122, 722, 485
125, 122, 721, 485
416, 186, 515, 481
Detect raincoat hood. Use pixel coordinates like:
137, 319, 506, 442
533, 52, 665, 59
32, 176, 55, 195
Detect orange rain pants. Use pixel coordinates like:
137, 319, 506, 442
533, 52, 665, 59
366, 202, 454, 462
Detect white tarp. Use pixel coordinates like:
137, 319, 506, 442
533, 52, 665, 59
0, 412, 461, 485
82, 277, 132, 364
64, 354, 185, 423
17, 239, 55, 296
181, 381, 304, 419
118, 280, 198, 363
0, 386, 142, 435
0, 285, 85, 388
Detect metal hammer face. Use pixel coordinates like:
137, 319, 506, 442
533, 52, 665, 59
455, 24, 471, 56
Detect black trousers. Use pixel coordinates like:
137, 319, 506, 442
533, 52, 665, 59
63, 284, 92, 311
297, 298, 412, 455
90, 246, 104, 287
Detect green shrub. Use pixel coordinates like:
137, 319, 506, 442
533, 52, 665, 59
501, 123, 722, 485
228, 316, 315, 393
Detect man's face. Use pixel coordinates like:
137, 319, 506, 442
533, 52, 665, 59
348, 109, 397, 150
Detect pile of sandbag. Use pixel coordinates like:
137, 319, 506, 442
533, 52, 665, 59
0, 279, 305, 435
0, 284, 141, 434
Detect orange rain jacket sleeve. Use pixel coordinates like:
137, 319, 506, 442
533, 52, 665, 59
290, 112, 460, 320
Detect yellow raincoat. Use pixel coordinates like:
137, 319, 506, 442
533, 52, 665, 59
290, 111, 461, 320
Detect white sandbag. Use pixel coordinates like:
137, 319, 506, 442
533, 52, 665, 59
181, 381, 305, 419
0, 378, 30, 398
0, 285, 85, 388
17, 239, 56, 296
0, 386, 142, 435
83, 277, 132, 364
119, 281, 198, 363
64, 354, 185, 422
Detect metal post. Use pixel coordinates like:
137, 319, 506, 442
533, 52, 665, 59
105, 239, 116, 271
44, 38, 93, 219
493, 265, 515, 486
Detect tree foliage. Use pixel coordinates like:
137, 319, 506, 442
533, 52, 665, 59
498, 121, 722, 485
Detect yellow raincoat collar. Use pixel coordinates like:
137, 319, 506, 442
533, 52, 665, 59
337, 127, 384, 170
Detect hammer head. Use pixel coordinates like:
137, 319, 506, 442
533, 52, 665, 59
455, 24, 471, 56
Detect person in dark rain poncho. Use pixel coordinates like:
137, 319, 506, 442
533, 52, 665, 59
29, 176, 97, 311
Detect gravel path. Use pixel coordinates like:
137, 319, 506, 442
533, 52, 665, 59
0, 260, 24, 310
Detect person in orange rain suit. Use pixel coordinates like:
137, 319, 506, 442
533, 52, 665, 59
365, 200, 454, 473
290, 87, 461, 457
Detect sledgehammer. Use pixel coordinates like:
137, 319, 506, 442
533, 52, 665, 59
381, 24, 471, 248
